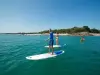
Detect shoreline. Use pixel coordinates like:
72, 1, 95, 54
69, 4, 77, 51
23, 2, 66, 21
23, 33, 100, 36
1, 33, 100, 36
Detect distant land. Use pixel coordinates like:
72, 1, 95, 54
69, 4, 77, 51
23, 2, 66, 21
0, 26, 100, 36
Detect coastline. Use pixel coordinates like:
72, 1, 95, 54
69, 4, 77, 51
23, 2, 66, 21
1, 33, 100, 36
18, 33, 100, 36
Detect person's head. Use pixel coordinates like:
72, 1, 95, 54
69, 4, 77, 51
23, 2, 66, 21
49, 29, 52, 33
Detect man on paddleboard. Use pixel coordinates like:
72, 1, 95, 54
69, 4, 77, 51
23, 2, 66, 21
47, 29, 54, 55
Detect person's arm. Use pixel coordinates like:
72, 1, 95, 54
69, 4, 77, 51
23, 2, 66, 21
47, 37, 49, 40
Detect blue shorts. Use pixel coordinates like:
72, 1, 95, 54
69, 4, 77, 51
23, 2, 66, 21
49, 40, 54, 46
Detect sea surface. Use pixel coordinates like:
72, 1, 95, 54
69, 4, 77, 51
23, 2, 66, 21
0, 34, 100, 75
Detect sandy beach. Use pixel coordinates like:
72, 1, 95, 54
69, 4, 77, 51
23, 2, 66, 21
24, 33, 70, 36
25, 32, 100, 36
90, 33, 100, 36
24, 33, 100, 36
1, 33, 100, 36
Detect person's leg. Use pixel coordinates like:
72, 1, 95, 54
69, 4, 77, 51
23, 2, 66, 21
56, 37, 59, 45
51, 40, 54, 55
49, 46, 51, 53
57, 39, 58, 45
56, 39, 57, 45
51, 46, 54, 55
49, 40, 51, 53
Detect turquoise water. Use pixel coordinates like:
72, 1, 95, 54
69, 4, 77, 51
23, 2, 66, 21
0, 34, 100, 75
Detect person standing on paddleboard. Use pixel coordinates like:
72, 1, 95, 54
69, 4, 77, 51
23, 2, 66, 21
55, 32, 59, 45
47, 29, 54, 55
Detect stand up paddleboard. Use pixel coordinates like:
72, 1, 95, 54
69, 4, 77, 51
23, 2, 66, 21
26, 50, 64, 60
45, 45, 61, 48
45, 44, 67, 48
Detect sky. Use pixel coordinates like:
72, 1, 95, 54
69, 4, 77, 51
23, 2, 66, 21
0, 0, 100, 33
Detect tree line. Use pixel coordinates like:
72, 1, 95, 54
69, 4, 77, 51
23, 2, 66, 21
39, 26, 100, 34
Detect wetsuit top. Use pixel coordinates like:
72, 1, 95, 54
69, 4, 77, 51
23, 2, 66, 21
50, 32, 53, 40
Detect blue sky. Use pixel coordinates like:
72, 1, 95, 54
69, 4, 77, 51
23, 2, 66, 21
0, 0, 100, 33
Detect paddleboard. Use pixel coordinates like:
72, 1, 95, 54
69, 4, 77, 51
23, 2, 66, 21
45, 45, 61, 48
26, 50, 64, 60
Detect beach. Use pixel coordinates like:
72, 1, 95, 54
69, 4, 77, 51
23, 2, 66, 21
1, 32, 100, 37
16, 33, 100, 36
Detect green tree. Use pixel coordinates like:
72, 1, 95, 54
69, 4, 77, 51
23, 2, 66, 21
91, 28, 99, 33
83, 26, 91, 32
39, 26, 100, 34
